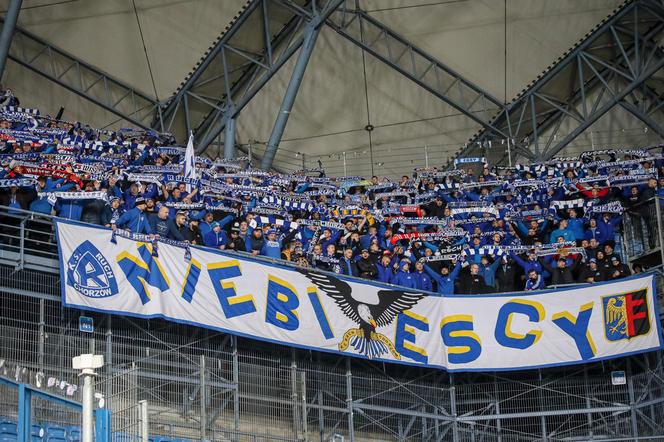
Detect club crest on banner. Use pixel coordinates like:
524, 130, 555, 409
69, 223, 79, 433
602, 289, 651, 341
66, 240, 118, 299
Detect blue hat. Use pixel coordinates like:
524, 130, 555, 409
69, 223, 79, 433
211, 222, 220, 229
267, 229, 277, 235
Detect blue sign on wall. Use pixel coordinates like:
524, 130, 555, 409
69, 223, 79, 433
79, 316, 94, 333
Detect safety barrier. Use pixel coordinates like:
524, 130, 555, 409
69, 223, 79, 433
0, 375, 110, 442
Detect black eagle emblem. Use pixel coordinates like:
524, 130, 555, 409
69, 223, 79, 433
300, 270, 426, 359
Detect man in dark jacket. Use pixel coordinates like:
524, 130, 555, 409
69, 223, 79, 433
608, 256, 632, 280
338, 248, 359, 277
425, 196, 446, 218
150, 206, 184, 240
458, 263, 490, 294
226, 224, 246, 252
173, 211, 192, 241
577, 258, 606, 283
495, 255, 518, 293
184, 218, 203, 245
540, 255, 581, 286
356, 249, 378, 279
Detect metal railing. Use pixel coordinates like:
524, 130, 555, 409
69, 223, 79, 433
0, 373, 111, 442
622, 197, 664, 261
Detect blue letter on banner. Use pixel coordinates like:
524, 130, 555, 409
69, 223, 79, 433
265, 275, 300, 331
207, 260, 256, 318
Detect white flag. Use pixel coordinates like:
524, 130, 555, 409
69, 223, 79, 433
183, 131, 197, 192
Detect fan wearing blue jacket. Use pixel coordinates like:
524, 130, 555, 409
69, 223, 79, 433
203, 222, 228, 249
261, 229, 283, 259
391, 259, 418, 289
113, 197, 152, 234
422, 259, 461, 295
548, 219, 576, 243
478, 254, 502, 289
54, 193, 88, 221
584, 218, 603, 242
525, 269, 546, 291
510, 250, 544, 275
566, 209, 585, 242
376, 252, 394, 284
597, 212, 623, 245
29, 176, 75, 214
409, 257, 433, 292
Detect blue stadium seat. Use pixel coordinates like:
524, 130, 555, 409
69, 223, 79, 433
45, 438, 67, 442
0, 421, 17, 435
31, 437, 42, 442
0, 435, 18, 442
31, 424, 44, 439
112, 433, 135, 442
66, 427, 80, 442
43, 425, 66, 440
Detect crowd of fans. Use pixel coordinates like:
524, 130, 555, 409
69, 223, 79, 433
0, 89, 661, 295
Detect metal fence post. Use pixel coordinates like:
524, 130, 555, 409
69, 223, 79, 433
493, 378, 502, 442
200, 354, 207, 440
627, 359, 639, 439
139, 400, 149, 442
300, 371, 308, 442
583, 366, 593, 439
18, 218, 26, 269
450, 374, 459, 442
537, 370, 547, 441
232, 336, 240, 438
654, 197, 664, 265
316, 353, 324, 442
81, 370, 95, 442
105, 316, 112, 402
38, 299, 44, 371
345, 358, 354, 442
291, 352, 300, 439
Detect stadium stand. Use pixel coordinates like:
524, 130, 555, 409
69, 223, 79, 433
0, 88, 657, 296
3, 0, 664, 440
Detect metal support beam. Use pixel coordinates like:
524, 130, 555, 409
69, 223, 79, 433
261, 18, 320, 171
2, 21, 160, 130
326, 8, 511, 144
0, 0, 22, 81
542, 56, 664, 159
192, 0, 345, 158
619, 99, 664, 137
461, 0, 664, 164
224, 114, 237, 160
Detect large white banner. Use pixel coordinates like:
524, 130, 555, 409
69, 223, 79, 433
55, 220, 664, 372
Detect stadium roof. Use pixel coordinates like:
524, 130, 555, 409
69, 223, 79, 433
5, 0, 662, 176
